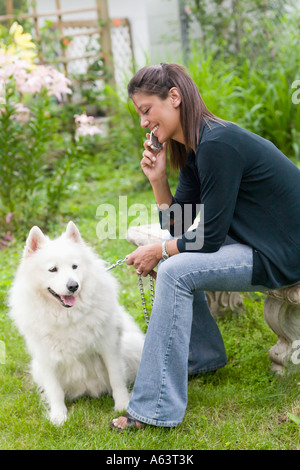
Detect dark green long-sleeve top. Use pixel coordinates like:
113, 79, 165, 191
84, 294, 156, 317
159, 120, 300, 289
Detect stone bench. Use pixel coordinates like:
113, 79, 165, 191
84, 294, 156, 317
126, 223, 300, 374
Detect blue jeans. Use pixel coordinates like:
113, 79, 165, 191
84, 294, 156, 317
127, 238, 267, 427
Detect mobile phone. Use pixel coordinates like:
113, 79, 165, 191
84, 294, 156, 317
150, 131, 163, 151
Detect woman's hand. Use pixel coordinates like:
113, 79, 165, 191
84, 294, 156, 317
141, 133, 167, 184
126, 243, 162, 278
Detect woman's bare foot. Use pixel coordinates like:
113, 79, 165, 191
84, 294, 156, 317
110, 413, 144, 431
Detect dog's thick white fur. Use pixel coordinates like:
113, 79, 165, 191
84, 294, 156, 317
9, 221, 145, 425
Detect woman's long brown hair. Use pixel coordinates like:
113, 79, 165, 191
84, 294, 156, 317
127, 63, 221, 170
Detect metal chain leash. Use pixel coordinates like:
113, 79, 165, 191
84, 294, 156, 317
105, 257, 128, 271
106, 257, 154, 326
137, 273, 155, 326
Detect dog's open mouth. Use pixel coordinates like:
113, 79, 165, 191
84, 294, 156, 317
48, 288, 76, 308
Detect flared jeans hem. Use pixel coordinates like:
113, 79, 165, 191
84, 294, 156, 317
126, 406, 181, 428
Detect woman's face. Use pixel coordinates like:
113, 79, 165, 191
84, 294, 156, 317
132, 88, 184, 145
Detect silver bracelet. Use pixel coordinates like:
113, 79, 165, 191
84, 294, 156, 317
162, 240, 170, 260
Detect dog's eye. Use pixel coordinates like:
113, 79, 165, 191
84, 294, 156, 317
49, 267, 57, 273
72, 264, 78, 270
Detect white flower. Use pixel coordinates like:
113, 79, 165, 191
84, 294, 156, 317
76, 124, 103, 136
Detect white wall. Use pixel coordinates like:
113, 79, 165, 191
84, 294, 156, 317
34, 0, 182, 67
144, 0, 182, 64
108, 0, 182, 66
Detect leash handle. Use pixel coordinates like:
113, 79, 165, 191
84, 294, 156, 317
105, 256, 155, 327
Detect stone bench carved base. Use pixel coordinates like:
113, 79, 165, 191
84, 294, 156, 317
126, 224, 300, 373
205, 291, 244, 318
263, 286, 300, 374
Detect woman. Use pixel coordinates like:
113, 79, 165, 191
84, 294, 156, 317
110, 63, 300, 430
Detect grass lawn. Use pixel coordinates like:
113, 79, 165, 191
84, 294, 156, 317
1, 154, 300, 450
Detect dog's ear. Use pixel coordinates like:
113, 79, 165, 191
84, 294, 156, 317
24, 226, 46, 257
65, 221, 82, 243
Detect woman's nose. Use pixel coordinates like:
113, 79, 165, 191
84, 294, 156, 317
140, 116, 150, 128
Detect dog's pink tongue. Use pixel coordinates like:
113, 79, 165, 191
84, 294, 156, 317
61, 295, 76, 307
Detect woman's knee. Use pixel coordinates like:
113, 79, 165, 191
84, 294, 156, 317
157, 255, 194, 292
157, 256, 182, 281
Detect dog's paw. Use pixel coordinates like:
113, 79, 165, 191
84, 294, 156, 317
114, 402, 129, 412
114, 394, 130, 412
49, 406, 68, 426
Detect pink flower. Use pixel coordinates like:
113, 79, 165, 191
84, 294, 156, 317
0, 54, 29, 88
12, 103, 30, 121
74, 114, 95, 125
74, 114, 103, 138
0, 52, 72, 101
5, 212, 14, 224
44, 67, 72, 101
0, 231, 13, 248
17, 72, 44, 94
16, 65, 72, 100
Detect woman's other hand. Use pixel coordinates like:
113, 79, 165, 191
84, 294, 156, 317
126, 243, 162, 277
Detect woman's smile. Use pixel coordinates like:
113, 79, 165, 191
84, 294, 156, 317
132, 91, 184, 144
152, 124, 159, 135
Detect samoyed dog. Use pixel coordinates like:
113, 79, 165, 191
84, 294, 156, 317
9, 221, 145, 426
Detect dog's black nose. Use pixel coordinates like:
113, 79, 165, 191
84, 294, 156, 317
67, 280, 79, 293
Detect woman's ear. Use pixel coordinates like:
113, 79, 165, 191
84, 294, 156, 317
169, 87, 181, 108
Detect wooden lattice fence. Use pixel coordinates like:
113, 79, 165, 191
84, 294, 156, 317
0, 0, 135, 93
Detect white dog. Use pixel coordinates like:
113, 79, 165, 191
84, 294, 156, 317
9, 222, 145, 425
